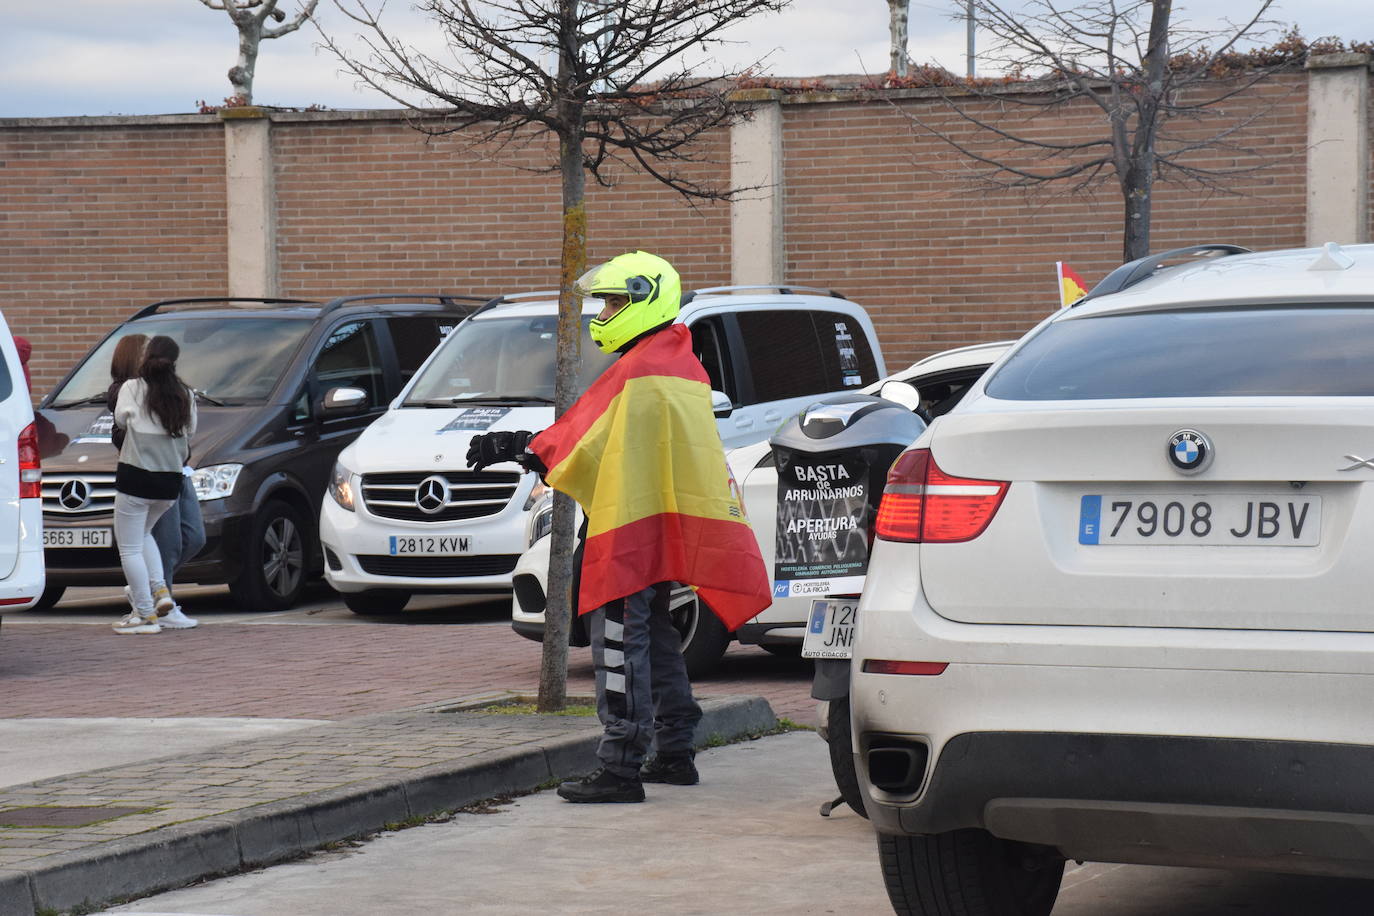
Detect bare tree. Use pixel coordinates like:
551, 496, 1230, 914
911, 0, 1280, 261
888, 0, 911, 78
197, 0, 321, 104
320, 0, 786, 711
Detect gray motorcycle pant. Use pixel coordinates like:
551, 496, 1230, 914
589, 583, 704, 778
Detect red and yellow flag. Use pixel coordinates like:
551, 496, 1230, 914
529, 324, 771, 630
1057, 261, 1089, 307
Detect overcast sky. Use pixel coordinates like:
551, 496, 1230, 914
0, 1, 1362, 118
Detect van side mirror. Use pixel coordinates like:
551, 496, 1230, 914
320, 386, 369, 417
710, 390, 733, 418
878, 380, 923, 413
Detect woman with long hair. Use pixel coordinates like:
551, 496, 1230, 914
111, 335, 197, 634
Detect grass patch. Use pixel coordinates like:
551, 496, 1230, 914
472, 701, 598, 717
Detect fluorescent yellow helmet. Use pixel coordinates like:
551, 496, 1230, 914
580, 250, 681, 353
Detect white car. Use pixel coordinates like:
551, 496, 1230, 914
851, 243, 1374, 914
510, 340, 1010, 674
321, 286, 884, 615
0, 315, 45, 630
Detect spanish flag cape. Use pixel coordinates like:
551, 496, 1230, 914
529, 324, 771, 630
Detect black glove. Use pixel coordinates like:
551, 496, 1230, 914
466, 430, 535, 471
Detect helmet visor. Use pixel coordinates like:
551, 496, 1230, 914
575, 263, 626, 300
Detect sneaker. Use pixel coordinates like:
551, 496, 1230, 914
151, 585, 175, 617
112, 612, 161, 635
556, 767, 645, 804
159, 605, 199, 629
640, 754, 699, 786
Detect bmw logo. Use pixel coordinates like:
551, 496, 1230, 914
1168, 429, 1213, 474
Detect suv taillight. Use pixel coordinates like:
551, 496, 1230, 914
874, 448, 1008, 543
17, 422, 40, 499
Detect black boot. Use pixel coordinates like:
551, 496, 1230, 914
640, 753, 699, 785
557, 767, 645, 803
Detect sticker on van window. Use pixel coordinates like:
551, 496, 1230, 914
73, 412, 115, 444
833, 321, 863, 387
436, 407, 512, 434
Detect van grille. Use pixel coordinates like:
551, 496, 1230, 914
356, 554, 521, 578
42, 473, 118, 516
360, 471, 520, 522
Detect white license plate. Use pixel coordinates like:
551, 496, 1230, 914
388, 534, 473, 556
802, 598, 859, 659
43, 527, 112, 548
1078, 494, 1321, 546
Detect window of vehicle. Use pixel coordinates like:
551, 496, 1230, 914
387, 316, 460, 387
689, 317, 737, 403
403, 314, 617, 406
313, 320, 385, 411
736, 310, 876, 404
48, 317, 313, 407
986, 306, 1374, 400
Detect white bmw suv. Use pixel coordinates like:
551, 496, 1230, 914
852, 243, 1374, 914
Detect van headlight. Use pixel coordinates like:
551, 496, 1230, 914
528, 501, 554, 546
192, 464, 243, 501
329, 461, 357, 512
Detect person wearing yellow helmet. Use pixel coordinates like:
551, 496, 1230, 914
467, 249, 771, 803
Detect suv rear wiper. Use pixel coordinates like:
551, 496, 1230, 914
48, 394, 109, 409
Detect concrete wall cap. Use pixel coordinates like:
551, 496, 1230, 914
1306, 52, 1372, 71
219, 106, 271, 120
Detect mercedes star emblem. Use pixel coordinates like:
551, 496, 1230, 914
415, 475, 450, 515
58, 479, 92, 511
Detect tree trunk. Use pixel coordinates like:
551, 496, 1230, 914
229, 20, 261, 103
1122, 175, 1153, 262
1120, 0, 1171, 262
887, 0, 910, 78
538, 2, 587, 713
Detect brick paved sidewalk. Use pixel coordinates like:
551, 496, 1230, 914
0, 622, 816, 723
0, 694, 777, 915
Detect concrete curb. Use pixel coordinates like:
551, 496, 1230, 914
12, 695, 777, 915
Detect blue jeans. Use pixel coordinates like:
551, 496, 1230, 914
589, 583, 703, 778
151, 475, 206, 582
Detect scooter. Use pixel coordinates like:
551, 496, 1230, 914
768, 389, 927, 817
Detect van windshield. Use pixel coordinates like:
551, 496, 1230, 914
404, 314, 617, 406
49, 316, 313, 407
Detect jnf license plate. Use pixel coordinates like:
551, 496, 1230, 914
1079, 494, 1320, 546
388, 535, 472, 556
802, 598, 859, 659
43, 527, 112, 548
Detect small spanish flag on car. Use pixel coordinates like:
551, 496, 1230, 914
1057, 262, 1089, 308
529, 324, 771, 630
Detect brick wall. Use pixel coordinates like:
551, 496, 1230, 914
0, 69, 1352, 397
0, 121, 227, 397
781, 73, 1311, 370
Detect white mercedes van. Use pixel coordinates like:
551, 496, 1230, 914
0, 313, 45, 630
319, 286, 884, 615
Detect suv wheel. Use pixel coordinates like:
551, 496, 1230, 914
826, 694, 867, 818
32, 583, 66, 611
229, 500, 309, 611
343, 590, 411, 616
879, 829, 1064, 916
670, 586, 730, 678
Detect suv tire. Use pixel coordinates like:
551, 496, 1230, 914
671, 587, 731, 678
879, 829, 1063, 916
229, 500, 309, 612
32, 583, 66, 611
344, 589, 411, 615
826, 693, 867, 818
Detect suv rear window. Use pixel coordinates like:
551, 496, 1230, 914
986, 307, 1374, 400
736, 310, 877, 404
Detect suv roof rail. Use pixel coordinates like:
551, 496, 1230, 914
682, 284, 848, 305
131, 297, 319, 319
318, 293, 489, 316
1076, 244, 1251, 306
